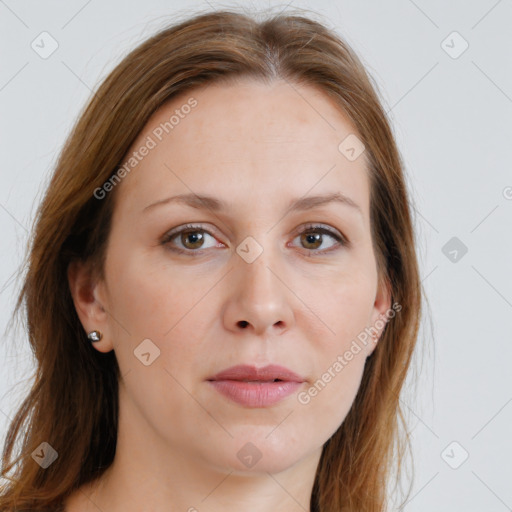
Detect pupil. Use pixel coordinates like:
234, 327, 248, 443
184, 231, 203, 247
304, 232, 321, 248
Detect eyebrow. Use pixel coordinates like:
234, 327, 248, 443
143, 191, 363, 216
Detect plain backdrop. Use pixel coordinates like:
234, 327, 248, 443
1, 1, 511, 510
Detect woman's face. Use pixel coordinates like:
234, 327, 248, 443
71, 78, 390, 476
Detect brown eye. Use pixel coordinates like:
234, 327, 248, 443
300, 231, 323, 250
180, 229, 206, 250
293, 225, 346, 254
162, 224, 220, 254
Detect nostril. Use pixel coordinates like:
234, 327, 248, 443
239, 320, 249, 328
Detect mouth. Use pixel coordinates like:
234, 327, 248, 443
206, 364, 306, 408
237, 378, 284, 382
207, 364, 306, 383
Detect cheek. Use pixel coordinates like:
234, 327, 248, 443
104, 256, 209, 429
296, 338, 368, 443
107, 252, 215, 339
297, 265, 376, 346
105, 253, 220, 390
292, 269, 375, 424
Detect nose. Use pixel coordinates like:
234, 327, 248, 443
222, 249, 295, 337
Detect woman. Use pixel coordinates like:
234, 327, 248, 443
0, 7, 422, 512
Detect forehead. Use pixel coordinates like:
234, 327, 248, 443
115, 78, 370, 219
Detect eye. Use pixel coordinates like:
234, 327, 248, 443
290, 224, 347, 255
161, 223, 348, 256
161, 224, 221, 254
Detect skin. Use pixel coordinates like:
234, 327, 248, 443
66, 77, 391, 512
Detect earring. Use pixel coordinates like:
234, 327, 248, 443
87, 330, 103, 342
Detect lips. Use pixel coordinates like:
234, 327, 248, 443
206, 364, 306, 407
207, 364, 306, 383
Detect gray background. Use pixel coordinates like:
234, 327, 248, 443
1, 0, 511, 510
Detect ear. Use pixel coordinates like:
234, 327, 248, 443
67, 259, 114, 353
366, 275, 392, 358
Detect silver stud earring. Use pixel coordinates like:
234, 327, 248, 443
87, 330, 103, 342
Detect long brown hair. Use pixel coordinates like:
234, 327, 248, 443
0, 7, 423, 511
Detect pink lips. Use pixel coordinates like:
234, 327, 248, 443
207, 364, 306, 408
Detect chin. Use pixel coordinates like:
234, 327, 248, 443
228, 452, 304, 475
214, 434, 312, 475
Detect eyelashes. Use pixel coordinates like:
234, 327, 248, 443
160, 223, 349, 256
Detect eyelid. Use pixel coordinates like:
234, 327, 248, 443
293, 222, 345, 241
163, 222, 217, 240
